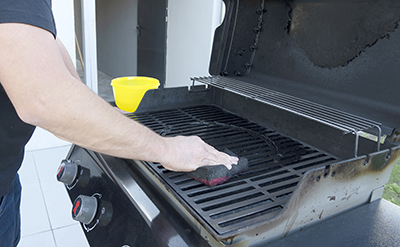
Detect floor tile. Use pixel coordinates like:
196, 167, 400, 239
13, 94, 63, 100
19, 151, 39, 185
18, 230, 56, 247
33, 145, 72, 184
26, 127, 71, 151
53, 224, 90, 247
20, 182, 51, 237
40, 180, 77, 229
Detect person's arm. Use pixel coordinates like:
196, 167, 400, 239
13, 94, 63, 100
0, 23, 237, 172
56, 37, 81, 81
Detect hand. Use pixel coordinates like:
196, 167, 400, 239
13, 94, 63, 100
160, 135, 238, 172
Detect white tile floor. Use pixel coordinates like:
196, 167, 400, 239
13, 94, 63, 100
18, 127, 90, 247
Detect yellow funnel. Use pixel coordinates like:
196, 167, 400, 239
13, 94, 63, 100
110, 76, 160, 112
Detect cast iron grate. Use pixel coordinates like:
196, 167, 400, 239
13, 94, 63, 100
128, 105, 337, 236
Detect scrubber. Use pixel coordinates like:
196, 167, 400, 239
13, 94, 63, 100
188, 151, 248, 187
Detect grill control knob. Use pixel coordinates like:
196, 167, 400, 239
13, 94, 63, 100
72, 195, 98, 225
56, 159, 78, 186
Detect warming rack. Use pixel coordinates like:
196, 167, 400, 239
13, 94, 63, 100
192, 75, 382, 157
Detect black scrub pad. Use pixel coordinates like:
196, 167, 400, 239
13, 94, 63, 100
187, 150, 248, 187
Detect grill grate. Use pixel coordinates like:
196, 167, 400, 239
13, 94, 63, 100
128, 105, 337, 236
192, 76, 383, 156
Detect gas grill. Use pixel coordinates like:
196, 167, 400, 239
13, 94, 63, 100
58, 0, 400, 246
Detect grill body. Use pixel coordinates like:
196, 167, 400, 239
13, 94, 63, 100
62, 0, 400, 246
65, 86, 400, 246
122, 87, 400, 245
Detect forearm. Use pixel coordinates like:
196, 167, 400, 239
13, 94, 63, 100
0, 24, 166, 162
0, 23, 237, 172
39, 80, 167, 162
24, 79, 234, 172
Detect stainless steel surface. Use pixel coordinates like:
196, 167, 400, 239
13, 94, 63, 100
192, 76, 383, 157
92, 155, 160, 227
90, 152, 195, 247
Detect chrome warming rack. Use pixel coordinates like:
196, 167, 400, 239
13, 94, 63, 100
191, 75, 382, 157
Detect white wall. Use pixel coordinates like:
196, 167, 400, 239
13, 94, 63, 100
96, 0, 138, 77
51, 0, 224, 88
165, 0, 224, 87
52, 0, 76, 67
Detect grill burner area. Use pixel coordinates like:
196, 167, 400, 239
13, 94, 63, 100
128, 105, 337, 236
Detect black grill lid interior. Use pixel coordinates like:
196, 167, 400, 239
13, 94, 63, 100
209, 0, 400, 134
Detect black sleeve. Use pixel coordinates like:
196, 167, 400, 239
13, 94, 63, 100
0, 0, 57, 38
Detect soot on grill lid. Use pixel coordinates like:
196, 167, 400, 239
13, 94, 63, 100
208, 0, 400, 135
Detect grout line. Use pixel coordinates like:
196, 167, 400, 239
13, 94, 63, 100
19, 229, 54, 238
31, 148, 62, 247
31, 150, 54, 231
51, 229, 58, 247
26, 144, 72, 153
51, 222, 81, 231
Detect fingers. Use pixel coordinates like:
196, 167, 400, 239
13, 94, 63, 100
201, 149, 237, 170
160, 135, 238, 172
200, 141, 237, 170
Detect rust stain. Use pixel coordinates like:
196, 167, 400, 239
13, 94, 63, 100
332, 148, 400, 182
223, 236, 235, 245
319, 210, 324, 219
341, 187, 360, 201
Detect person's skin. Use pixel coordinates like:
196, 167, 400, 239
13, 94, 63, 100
0, 23, 237, 172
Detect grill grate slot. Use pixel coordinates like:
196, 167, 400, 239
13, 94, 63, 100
193, 187, 256, 204
192, 76, 383, 157
210, 198, 275, 220
217, 205, 284, 228
130, 105, 338, 236
204, 192, 267, 212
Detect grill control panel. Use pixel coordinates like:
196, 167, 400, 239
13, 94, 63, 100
57, 146, 158, 246
57, 159, 113, 231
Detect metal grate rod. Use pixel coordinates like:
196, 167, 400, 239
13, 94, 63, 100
192, 76, 382, 156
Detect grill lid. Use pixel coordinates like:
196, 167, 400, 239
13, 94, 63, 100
208, 0, 400, 134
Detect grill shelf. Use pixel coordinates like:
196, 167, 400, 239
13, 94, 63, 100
192, 76, 382, 157
128, 105, 337, 237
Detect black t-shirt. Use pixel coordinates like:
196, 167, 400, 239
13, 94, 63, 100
0, 0, 57, 196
